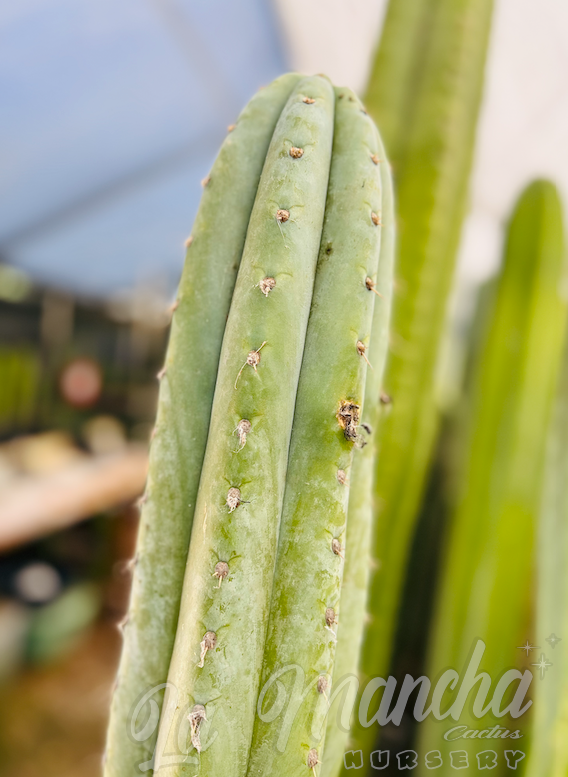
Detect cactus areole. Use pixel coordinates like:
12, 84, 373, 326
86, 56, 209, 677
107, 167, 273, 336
104, 74, 394, 777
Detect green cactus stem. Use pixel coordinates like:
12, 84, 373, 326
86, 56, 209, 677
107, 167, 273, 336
347, 0, 494, 764
420, 180, 567, 769
246, 86, 387, 777
154, 75, 336, 777
103, 72, 302, 777
321, 125, 394, 777
528, 299, 568, 777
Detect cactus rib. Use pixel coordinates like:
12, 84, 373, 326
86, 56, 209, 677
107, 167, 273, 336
321, 123, 395, 777
246, 86, 385, 777
154, 75, 335, 777
420, 180, 567, 768
103, 72, 302, 777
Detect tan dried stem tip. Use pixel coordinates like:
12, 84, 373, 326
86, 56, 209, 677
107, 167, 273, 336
303, 97, 315, 104
337, 469, 348, 485
260, 277, 276, 296
308, 748, 321, 774
227, 124, 236, 132
276, 209, 290, 223
371, 211, 381, 226
325, 607, 338, 627
184, 235, 194, 248
188, 704, 207, 752
371, 153, 381, 165
365, 276, 383, 298
236, 418, 252, 450
213, 561, 229, 587
290, 146, 304, 158
201, 175, 211, 187
380, 392, 392, 405
356, 340, 373, 369
332, 539, 344, 558
198, 631, 217, 668
226, 487, 241, 513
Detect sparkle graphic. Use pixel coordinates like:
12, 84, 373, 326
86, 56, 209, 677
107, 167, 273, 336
546, 633, 562, 649
532, 653, 553, 680
517, 640, 539, 656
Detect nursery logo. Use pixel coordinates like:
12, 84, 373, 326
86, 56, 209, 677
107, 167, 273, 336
130, 636, 559, 772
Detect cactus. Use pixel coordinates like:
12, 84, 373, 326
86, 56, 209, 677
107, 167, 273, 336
321, 128, 395, 777
419, 180, 567, 769
345, 0, 494, 763
105, 75, 394, 777
104, 72, 303, 776
528, 313, 568, 777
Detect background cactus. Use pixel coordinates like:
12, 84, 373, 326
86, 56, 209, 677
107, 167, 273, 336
345, 0, 494, 765
528, 328, 568, 777
420, 180, 567, 772
105, 75, 394, 777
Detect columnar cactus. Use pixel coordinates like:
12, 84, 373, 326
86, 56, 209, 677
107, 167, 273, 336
528, 307, 568, 777
105, 74, 394, 777
420, 180, 567, 768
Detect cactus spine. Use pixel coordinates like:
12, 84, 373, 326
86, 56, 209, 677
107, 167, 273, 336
104, 73, 302, 777
106, 74, 394, 777
347, 0, 494, 763
420, 180, 567, 769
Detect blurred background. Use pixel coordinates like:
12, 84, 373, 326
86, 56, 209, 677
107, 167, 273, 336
1, 1, 567, 775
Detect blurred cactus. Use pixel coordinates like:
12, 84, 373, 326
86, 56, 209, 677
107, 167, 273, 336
105, 75, 394, 777
527, 230, 568, 777
420, 180, 567, 770
0, 347, 40, 435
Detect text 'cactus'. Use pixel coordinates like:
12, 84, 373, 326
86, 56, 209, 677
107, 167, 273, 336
104, 73, 394, 777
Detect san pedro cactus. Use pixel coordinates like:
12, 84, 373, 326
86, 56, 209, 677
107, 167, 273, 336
528, 325, 568, 777
420, 180, 567, 771
346, 0, 494, 763
105, 74, 394, 777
